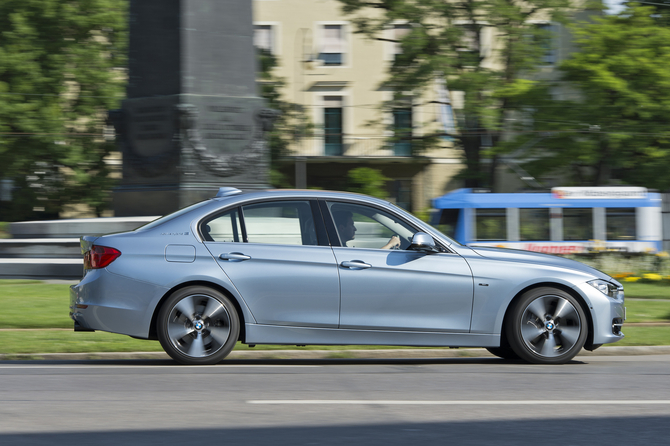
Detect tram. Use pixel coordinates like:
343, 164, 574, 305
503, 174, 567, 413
431, 187, 662, 253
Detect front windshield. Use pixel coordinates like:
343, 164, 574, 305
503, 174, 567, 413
134, 200, 211, 231
428, 222, 462, 246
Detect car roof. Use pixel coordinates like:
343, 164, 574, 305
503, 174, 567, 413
214, 188, 394, 206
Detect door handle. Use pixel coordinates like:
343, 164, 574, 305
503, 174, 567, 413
220, 252, 251, 261
340, 260, 371, 269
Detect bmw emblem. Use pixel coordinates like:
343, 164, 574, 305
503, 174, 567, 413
546, 322, 555, 330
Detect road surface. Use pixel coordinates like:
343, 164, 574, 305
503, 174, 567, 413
1, 355, 669, 445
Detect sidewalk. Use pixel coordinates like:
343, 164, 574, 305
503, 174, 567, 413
2, 345, 670, 361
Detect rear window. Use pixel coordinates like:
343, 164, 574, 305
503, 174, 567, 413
135, 200, 211, 231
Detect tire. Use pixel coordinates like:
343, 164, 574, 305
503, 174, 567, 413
157, 286, 239, 365
506, 287, 587, 365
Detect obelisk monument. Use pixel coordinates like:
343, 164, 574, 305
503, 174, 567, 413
111, 0, 272, 216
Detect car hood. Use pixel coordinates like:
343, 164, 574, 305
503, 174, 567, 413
468, 246, 614, 282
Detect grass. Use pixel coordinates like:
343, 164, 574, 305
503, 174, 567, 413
0, 222, 9, 239
0, 280, 73, 328
0, 279, 668, 355
607, 326, 670, 347
623, 282, 670, 299
623, 299, 670, 323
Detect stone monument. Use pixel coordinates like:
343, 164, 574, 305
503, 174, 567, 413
110, 0, 276, 216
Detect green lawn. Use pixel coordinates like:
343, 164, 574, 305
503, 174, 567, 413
0, 280, 72, 329
623, 299, 670, 323
0, 279, 668, 355
623, 282, 670, 300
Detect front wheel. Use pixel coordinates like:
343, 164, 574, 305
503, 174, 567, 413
157, 286, 239, 365
506, 287, 587, 364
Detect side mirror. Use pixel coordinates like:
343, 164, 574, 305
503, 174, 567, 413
408, 232, 439, 253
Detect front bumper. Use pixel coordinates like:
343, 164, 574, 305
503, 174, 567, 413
577, 281, 626, 346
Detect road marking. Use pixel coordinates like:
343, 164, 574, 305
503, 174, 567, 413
248, 400, 670, 405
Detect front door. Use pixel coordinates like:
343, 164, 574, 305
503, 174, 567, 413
326, 201, 474, 332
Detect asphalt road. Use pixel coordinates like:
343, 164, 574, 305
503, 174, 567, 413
1, 355, 669, 445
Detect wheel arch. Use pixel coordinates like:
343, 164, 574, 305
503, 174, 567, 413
498, 281, 596, 351
148, 281, 248, 343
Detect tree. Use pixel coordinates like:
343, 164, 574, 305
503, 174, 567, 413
345, 167, 390, 199
0, 0, 127, 220
336, 0, 570, 189
257, 48, 313, 188
504, 4, 670, 189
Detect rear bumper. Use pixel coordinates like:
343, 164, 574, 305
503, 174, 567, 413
69, 269, 168, 339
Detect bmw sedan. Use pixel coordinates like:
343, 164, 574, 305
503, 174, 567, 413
70, 188, 625, 365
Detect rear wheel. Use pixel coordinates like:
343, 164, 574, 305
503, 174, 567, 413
157, 286, 239, 365
506, 287, 587, 364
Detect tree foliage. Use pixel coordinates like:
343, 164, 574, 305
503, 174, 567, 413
345, 167, 390, 199
336, 0, 570, 189
257, 48, 313, 188
0, 0, 127, 220
504, 4, 670, 189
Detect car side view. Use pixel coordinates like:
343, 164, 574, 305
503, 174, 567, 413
70, 188, 625, 365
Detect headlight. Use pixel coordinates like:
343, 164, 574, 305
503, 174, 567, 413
588, 279, 623, 300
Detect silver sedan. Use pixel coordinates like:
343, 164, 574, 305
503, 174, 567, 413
70, 188, 625, 365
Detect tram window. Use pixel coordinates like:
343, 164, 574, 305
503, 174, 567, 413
436, 209, 459, 239
564, 208, 592, 240
606, 208, 636, 240
475, 209, 506, 241
520, 208, 550, 241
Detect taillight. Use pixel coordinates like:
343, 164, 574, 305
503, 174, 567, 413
84, 245, 121, 269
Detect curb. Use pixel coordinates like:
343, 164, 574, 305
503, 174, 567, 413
2, 345, 670, 361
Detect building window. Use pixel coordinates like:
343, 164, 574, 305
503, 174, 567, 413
535, 23, 556, 65
392, 179, 412, 210
393, 23, 412, 59
563, 208, 592, 241
319, 24, 345, 66
324, 96, 343, 156
254, 25, 274, 54
456, 25, 479, 53
606, 208, 636, 240
393, 108, 412, 156
475, 209, 506, 241
519, 208, 550, 241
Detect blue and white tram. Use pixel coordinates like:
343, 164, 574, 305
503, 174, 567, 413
431, 187, 662, 253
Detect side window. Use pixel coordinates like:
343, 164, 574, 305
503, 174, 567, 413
606, 208, 636, 240
243, 201, 317, 246
203, 208, 243, 242
563, 208, 592, 241
519, 208, 550, 241
475, 208, 506, 241
202, 201, 318, 246
327, 202, 416, 250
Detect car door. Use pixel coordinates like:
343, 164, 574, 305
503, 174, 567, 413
324, 200, 474, 332
202, 199, 341, 328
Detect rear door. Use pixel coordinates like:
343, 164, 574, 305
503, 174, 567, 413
203, 200, 341, 328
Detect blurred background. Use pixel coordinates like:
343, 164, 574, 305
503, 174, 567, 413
1, 0, 669, 241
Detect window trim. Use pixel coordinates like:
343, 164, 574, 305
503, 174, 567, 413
253, 22, 282, 56
320, 198, 452, 253
199, 198, 328, 247
315, 21, 351, 68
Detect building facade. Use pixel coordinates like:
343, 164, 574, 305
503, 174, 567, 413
254, 0, 464, 212
254, 0, 591, 211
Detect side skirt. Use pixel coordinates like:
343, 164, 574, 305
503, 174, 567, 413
244, 324, 499, 348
